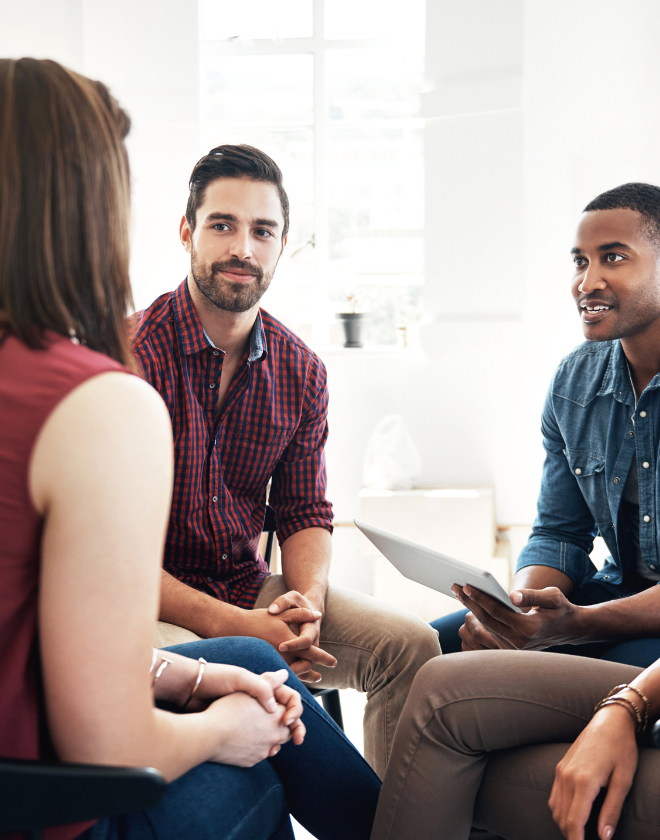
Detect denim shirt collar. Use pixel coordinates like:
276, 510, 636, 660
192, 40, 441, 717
598, 340, 660, 405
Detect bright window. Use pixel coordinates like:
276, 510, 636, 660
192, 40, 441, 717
200, 0, 425, 347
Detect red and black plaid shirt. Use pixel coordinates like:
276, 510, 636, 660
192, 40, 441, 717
130, 280, 333, 608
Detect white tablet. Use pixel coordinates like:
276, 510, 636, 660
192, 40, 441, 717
354, 519, 522, 613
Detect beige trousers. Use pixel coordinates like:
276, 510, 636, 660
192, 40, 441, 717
371, 650, 660, 840
156, 573, 441, 778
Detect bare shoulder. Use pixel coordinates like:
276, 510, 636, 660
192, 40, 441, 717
30, 372, 172, 513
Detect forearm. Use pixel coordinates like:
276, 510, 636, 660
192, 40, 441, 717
280, 527, 331, 613
511, 565, 575, 596
159, 569, 248, 638
575, 585, 660, 643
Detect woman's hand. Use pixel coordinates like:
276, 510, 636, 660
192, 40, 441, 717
261, 670, 306, 745
549, 704, 639, 840
187, 662, 285, 712
203, 692, 293, 767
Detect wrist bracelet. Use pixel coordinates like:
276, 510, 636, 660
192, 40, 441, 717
594, 697, 641, 731
181, 657, 207, 710
151, 656, 173, 687
600, 683, 650, 733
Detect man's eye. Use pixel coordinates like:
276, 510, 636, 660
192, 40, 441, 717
605, 253, 624, 263
573, 257, 587, 267
255, 229, 273, 238
213, 223, 229, 231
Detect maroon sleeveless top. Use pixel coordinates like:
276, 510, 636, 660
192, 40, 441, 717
0, 332, 126, 840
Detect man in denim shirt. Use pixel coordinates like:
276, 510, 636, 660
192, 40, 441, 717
433, 183, 660, 667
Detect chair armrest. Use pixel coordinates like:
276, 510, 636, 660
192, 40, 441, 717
0, 759, 166, 833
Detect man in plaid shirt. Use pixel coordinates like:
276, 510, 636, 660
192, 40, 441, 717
131, 145, 440, 776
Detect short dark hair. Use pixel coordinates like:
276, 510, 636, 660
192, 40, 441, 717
185, 144, 290, 238
584, 183, 660, 246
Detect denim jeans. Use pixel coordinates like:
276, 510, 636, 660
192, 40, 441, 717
78, 637, 381, 840
431, 580, 660, 667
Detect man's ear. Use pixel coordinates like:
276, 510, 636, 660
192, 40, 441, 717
280, 233, 288, 256
180, 215, 193, 253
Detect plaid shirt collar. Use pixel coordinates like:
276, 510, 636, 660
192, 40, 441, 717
173, 278, 268, 363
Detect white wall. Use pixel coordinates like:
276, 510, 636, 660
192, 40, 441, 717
0, 0, 200, 312
328, 0, 660, 529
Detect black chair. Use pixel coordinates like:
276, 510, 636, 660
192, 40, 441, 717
0, 759, 166, 840
263, 505, 344, 731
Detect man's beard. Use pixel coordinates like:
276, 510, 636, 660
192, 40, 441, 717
190, 250, 274, 313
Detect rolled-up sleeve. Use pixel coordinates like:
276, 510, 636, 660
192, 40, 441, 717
269, 355, 334, 543
516, 386, 599, 586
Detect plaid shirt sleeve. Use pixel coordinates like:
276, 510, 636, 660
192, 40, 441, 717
269, 354, 333, 543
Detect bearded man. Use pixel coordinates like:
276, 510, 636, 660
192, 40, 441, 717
130, 145, 440, 776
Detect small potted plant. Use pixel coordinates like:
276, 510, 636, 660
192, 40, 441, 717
336, 290, 368, 348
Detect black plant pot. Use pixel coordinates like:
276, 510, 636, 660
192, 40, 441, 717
336, 313, 368, 348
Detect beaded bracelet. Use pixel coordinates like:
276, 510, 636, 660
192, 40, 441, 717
594, 683, 651, 734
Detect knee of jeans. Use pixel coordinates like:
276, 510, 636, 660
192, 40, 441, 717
229, 637, 290, 674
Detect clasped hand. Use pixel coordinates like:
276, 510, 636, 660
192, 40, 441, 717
453, 584, 581, 651
195, 666, 306, 767
253, 589, 337, 682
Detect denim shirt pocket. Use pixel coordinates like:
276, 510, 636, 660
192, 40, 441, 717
563, 448, 610, 525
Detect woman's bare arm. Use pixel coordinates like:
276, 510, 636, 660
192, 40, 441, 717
31, 372, 292, 779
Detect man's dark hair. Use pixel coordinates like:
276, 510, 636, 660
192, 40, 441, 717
186, 144, 289, 239
584, 183, 660, 246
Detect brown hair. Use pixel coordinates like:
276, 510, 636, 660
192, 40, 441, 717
0, 58, 134, 366
185, 144, 290, 239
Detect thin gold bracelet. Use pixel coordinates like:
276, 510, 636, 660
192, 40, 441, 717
151, 656, 173, 687
181, 658, 207, 710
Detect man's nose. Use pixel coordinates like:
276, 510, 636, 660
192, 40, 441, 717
577, 265, 607, 295
229, 228, 252, 261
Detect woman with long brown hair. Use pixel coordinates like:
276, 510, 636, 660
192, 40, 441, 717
0, 57, 380, 840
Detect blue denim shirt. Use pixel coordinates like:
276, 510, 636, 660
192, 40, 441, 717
516, 339, 660, 587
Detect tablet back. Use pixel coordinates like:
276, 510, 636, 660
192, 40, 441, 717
354, 519, 521, 613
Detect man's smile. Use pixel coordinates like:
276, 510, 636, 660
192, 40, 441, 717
579, 298, 615, 323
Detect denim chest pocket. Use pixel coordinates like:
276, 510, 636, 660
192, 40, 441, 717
222, 424, 291, 496
564, 448, 610, 523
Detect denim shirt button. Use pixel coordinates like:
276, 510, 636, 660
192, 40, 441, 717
629, 431, 635, 437
644, 515, 651, 523
613, 476, 621, 484
575, 468, 582, 475
643, 462, 650, 469
640, 411, 647, 418
603, 575, 610, 580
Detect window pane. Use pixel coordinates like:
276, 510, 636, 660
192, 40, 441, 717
327, 48, 424, 121
325, 0, 424, 41
201, 0, 313, 40
327, 127, 424, 278
204, 55, 313, 125
330, 285, 423, 346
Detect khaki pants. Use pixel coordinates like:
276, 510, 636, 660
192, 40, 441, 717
156, 574, 441, 778
371, 650, 660, 840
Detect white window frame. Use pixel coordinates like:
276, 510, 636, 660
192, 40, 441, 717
199, 0, 424, 347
